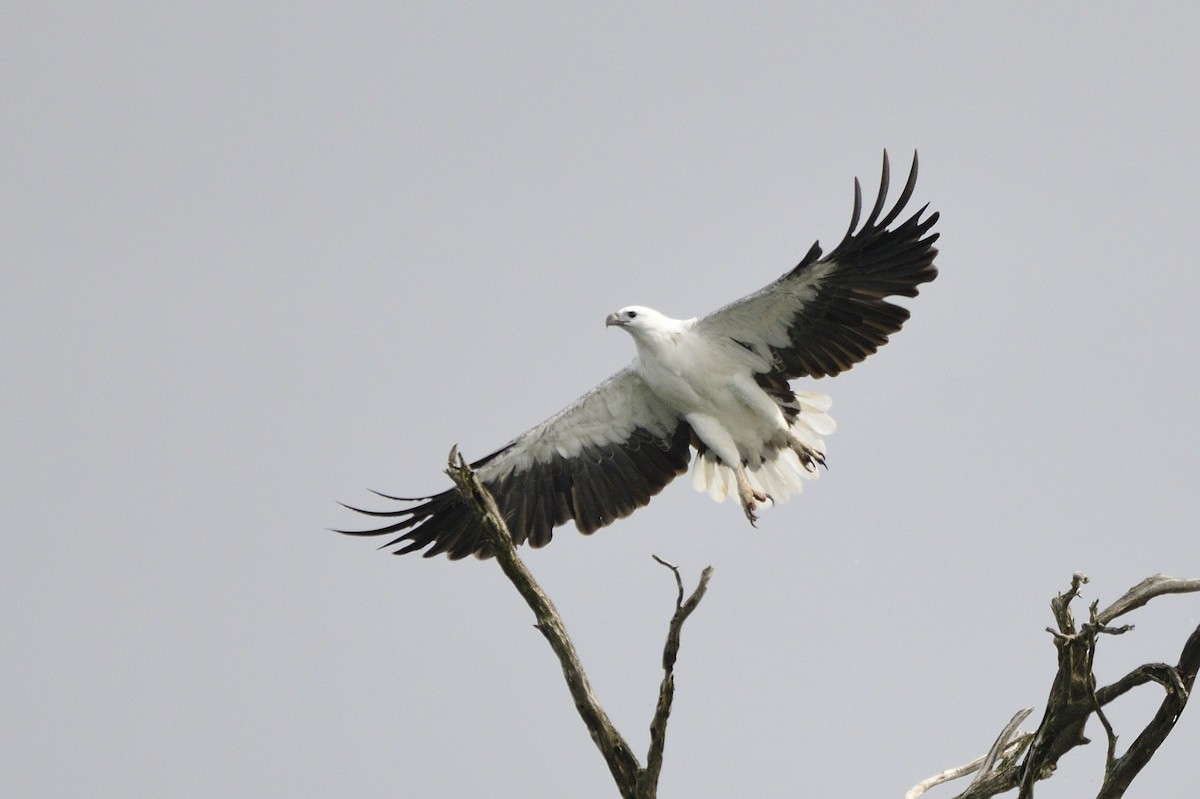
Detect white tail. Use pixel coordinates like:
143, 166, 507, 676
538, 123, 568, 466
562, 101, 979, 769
690, 391, 835, 505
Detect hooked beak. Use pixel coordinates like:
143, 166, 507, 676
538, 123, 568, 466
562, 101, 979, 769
605, 312, 623, 327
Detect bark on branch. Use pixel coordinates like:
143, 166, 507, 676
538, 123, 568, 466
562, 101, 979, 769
447, 448, 712, 799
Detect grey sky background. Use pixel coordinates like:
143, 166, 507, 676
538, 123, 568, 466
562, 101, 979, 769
4, 3, 1199, 797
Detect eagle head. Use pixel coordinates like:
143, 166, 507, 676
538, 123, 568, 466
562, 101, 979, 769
605, 305, 660, 330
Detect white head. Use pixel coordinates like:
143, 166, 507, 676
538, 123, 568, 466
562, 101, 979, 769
606, 305, 662, 330
605, 305, 691, 343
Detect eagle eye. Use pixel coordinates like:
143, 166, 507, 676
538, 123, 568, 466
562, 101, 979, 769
627, 311, 638, 318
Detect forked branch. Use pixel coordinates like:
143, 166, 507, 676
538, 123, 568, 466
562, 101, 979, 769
642, 556, 713, 797
447, 448, 713, 799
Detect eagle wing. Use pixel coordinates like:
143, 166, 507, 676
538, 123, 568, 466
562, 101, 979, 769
340, 368, 691, 559
695, 151, 939, 379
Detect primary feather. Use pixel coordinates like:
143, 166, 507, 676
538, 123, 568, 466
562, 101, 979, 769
341, 151, 939, 559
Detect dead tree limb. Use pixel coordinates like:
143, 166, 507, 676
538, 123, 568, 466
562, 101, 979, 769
1096, 574, 1200, 625
447, 448, 712, 799
641, 556, 713, 798
908, 572, 1200, 799
905, 709, 1033, 799
1094, 613, 1200, 797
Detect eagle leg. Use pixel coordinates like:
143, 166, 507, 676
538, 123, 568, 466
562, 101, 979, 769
735, 466, 770, 526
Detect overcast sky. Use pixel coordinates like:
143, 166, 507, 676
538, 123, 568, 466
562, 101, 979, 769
4, 3, 1199, 798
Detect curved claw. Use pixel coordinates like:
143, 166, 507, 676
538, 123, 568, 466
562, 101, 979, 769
735, 466, 770, 526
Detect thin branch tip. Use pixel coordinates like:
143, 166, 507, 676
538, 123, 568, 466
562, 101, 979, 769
651, 554, 678, 570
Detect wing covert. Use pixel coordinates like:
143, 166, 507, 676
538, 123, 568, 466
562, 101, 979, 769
339, 368, 692, 559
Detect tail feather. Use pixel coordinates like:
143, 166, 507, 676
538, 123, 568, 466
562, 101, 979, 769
690, 394, 834, 509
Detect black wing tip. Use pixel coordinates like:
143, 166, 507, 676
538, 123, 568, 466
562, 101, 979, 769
843, 176, 864, 244
338, 423, 692, 561
834, 150, 927, 250
789, 150, 930, 281
367, 488, 435, 502
863, 151, 892, 231
768, 150, 939, 379
336, 484, 507, 560
794, 239, 823, 271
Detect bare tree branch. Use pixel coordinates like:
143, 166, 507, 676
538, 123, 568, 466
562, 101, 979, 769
447, 448, 641, 797
1096, 622, 1200, 799
447, 449, 713, 799
640, 556, 713, 798
906, 709, 1033, 799
968, 708, 1035, 791
1096, 574, 1200, 625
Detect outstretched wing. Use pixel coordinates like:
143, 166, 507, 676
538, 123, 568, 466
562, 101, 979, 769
340, 368, 692, 559
695, 151, 939, 379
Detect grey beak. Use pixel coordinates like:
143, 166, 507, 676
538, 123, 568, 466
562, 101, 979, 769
605, 312, 621, 327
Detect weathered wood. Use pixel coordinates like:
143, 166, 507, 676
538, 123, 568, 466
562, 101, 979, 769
639, 556, 713, 798
904, 572, 1200, 799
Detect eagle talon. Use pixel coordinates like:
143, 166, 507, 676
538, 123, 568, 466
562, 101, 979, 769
786, 430, 825, 471
736, 471, 770, 525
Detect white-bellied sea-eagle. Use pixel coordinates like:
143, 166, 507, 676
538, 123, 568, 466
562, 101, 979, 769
342, 152, 939, 559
